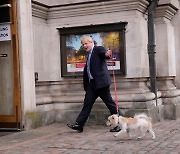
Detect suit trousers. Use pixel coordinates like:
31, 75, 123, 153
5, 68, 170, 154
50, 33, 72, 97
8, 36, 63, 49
76, 79, 117, 127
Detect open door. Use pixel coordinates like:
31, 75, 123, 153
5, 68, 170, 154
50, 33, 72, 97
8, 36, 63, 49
0, 0, 21, 130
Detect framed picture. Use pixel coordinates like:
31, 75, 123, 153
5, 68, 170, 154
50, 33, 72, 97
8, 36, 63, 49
58, 22, 127, 77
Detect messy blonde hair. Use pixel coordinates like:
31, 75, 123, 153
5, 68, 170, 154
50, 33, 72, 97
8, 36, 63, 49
81, 35, 94, 43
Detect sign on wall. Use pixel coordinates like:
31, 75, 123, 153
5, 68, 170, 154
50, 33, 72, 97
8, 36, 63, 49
0, 24, 11, 41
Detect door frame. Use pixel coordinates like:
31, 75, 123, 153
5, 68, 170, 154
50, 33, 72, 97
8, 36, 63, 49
0, 0, 21, 128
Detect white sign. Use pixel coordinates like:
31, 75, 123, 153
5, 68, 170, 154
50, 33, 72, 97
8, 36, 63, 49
0, 24, 11, 41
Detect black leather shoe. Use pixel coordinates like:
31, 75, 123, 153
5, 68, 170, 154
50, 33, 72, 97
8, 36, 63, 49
67, 123, 83, 133
110, 126, 121, 132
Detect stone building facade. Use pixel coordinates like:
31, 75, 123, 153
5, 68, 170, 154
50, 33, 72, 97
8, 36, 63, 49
0, 0, 180, 130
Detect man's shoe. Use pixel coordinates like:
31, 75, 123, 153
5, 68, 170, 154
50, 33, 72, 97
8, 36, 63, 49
110, 126, 121, 132
67, 123, 83, 133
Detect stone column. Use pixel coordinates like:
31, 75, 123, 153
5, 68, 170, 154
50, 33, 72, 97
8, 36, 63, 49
172, 4, 180, 89
155, 0, 180, 119
17, 0, 36, 129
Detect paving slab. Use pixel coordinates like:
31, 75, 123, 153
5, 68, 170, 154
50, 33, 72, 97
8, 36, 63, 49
0, 119, 180, 154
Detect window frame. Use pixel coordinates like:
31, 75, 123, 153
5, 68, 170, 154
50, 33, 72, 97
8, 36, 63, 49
58, 22, 127, 77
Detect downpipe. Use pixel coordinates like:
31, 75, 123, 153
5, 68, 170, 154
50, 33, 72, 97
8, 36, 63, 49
147, 0, 159, 107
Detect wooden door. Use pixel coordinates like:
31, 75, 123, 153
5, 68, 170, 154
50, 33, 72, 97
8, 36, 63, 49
0, 0, 21, 129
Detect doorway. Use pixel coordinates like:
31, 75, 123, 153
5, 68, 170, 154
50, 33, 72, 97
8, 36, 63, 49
0, 0, 21, 129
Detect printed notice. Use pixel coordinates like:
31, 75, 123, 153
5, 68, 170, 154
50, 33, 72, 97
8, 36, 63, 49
0, 24, 11, 41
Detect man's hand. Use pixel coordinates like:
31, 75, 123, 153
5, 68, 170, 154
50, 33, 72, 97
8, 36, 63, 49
106, 49, 112, 58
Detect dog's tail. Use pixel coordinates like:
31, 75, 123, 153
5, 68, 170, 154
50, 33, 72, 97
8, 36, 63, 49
134, 113, 152, 121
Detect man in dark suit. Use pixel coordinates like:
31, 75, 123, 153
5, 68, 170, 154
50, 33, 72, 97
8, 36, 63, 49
67, 35, 120, 133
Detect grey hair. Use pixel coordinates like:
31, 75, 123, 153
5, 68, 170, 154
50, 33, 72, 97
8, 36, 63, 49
81, 35, 94, 43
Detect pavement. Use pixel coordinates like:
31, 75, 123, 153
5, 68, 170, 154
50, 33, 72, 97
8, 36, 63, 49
0, 119, 180, 154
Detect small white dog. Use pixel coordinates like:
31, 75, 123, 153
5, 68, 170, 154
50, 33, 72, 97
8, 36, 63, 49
106, 113, 155, 140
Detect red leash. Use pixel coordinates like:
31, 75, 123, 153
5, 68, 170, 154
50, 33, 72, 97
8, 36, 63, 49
112, 58, 119, 114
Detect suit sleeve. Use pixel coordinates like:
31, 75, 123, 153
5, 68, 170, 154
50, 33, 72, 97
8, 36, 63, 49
96, 46, 110, 59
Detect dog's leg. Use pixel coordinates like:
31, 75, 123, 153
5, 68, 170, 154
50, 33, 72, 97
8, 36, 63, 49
126, 129, 131, 139
137, 127, 147, 139
114, 129, 126, 137
148, 126, 155, 139
149, 129, 155, 140
114, 124, 127, 137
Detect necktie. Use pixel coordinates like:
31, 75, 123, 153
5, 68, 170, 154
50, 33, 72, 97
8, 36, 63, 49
87, 51, 93, 81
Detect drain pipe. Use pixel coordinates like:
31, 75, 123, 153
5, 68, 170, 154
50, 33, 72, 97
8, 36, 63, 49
147, 0, 159, 106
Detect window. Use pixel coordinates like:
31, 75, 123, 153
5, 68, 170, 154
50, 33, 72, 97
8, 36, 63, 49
58, 22, 127, 77
0, 4, 11, 23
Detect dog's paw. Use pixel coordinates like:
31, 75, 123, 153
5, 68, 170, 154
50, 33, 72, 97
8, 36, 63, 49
114, 134, 118, 137
152, 136, 155, 140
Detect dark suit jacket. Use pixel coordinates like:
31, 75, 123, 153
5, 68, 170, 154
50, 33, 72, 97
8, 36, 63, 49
83, 46, 112, 91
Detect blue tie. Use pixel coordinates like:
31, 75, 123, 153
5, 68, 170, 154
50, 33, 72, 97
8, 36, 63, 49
87, 52, 93, 81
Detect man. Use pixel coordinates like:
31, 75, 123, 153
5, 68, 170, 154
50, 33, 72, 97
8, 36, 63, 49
67, 35, 121, 133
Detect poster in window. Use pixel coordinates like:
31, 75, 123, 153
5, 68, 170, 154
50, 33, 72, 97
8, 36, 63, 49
66, 32, 120, 73
59, 22, 127, 76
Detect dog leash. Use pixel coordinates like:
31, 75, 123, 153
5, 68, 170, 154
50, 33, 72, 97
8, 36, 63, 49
112, 58, 119, 115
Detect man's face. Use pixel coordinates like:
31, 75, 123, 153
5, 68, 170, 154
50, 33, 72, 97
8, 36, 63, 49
81, 39, 94, 52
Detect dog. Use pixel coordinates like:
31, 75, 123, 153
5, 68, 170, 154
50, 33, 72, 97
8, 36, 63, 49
106, 113, 155, 140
